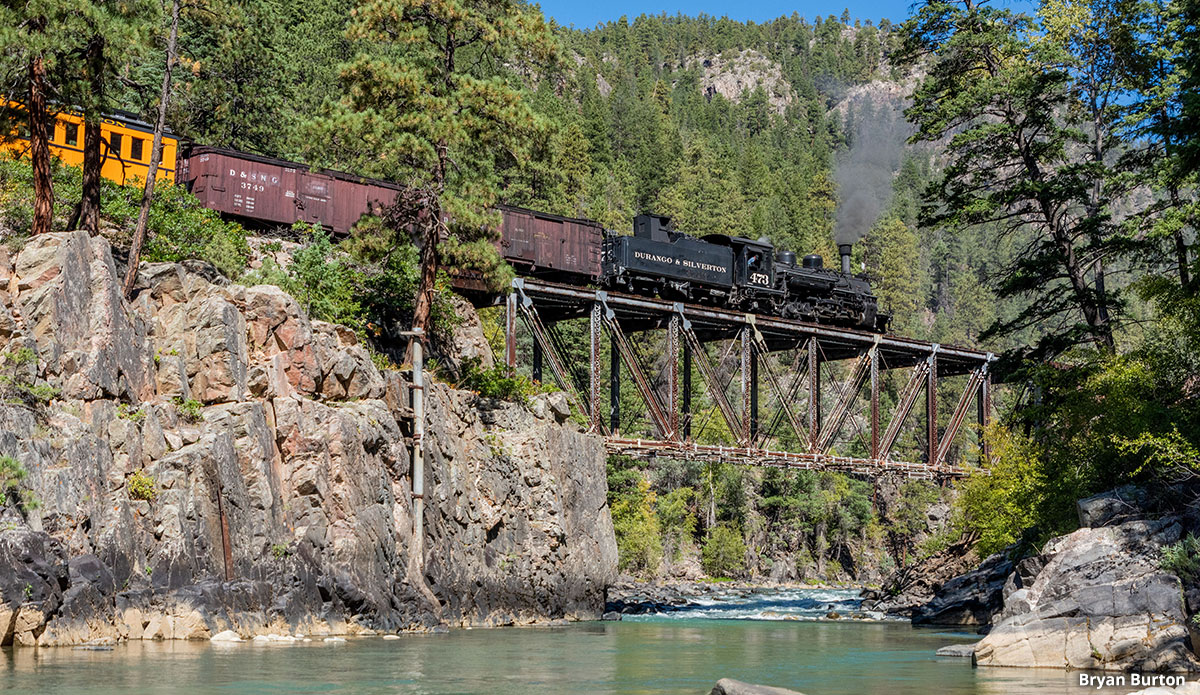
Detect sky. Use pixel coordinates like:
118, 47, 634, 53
537, 0, 919, 28
537, 0, 1036, 30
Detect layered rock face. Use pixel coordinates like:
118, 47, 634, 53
973, 518, 1199, 672
0, 231, 616, 646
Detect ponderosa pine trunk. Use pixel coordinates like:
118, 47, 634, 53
73, 37, 106, 235
28, 55, 53, 236
409, 217, 439, 343
123, 0, 179, 299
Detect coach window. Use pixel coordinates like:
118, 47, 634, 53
63, 121, 79, 146
130, 137, 143, 161
108, 132, 122, 158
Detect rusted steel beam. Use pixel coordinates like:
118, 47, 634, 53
514, 288, 593, 426
749, 331, 809, 449
589, 302, 603, 434
601, 299, 674, 439
878, 359, 930, 462
504, 291, 517, 374
750, 350, 759, 440
667, 313, 681, 438
808, 341, 820, 451
602, 438, 973, 479
741, 328, 752, 445
678, 313, 745, 445
815, 348, 873, 454
610, 331, 620, 435
683, 340, 693, 439
754, 339, 811, 448
980, 369, 992, 465
927, 349, 939, 465
870, 349, 880, 459
934, 365, 988, 467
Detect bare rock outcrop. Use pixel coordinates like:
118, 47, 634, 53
860, 535, 981, 618
0, 231, 616, 646
709, 678, 805, 695
973, 518, 1200, 673
688, 50, 795, 113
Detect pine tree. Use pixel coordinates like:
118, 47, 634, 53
0, 2, 91, 234
902, 0, 1124, 359
64, 0, 155, 234
864, 216, 922, 333
655, 139, 747, 237
317, 0, 555, 336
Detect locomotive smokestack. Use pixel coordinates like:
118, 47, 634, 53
838, 244, 852, 274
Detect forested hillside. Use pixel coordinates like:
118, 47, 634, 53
1, 0, 1197, 584
164, 7, 1001, 349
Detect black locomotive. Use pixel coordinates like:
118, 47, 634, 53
602, 214, 889, 332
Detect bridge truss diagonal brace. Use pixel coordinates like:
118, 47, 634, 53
878, 347, 935, 462
814, 340, 877, 455
754, 338, 811, 449
511, 286, 601, 433
746, 325, 810, 450
676, 308, 746, 446
589, 302, 605, 435
601, 295, 675, 441
933, 361, 990, 467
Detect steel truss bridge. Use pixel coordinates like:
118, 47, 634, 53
502, 279, 995, 480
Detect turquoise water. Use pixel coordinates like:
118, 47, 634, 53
0, 591, 1145, 694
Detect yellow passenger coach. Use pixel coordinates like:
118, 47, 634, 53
4, 102, 179, 185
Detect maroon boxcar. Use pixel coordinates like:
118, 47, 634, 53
178, 145, 400, 235
495, 205, 602, 282
178, 146, 605, 295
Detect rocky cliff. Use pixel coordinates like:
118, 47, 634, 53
905, 488, 1200, 673
972, 517, 1199, 673
0, 231, 617, 646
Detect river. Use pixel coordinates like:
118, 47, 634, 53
0, 588, 1151, 694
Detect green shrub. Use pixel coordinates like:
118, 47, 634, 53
271, 543, 290, 559
128, 470, 157, 502
701, 523, 747, 579
104, 178, 251, 279
456, 356, 536, 402
244, 223, 364, 328
610, 477, 663, 574
0, 346, 57, 409
0, 154, 251, 278
0, 455, 40, 512
955, 425, 1053, 556
1162, 533, 1200, 583
117, 403, 145, 422
342, 218, 462, 344
657, 487, 696, 560
172, 396, 203, 423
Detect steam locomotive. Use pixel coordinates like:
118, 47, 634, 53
601, 214, 889, 332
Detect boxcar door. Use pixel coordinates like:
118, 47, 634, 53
299, 172, 332, 229
282, 166, 302, 225
501, 209, 536, 272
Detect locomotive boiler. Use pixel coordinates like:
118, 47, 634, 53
601, 214, 888, 332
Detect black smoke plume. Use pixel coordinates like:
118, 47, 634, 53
834, 95, 911, 245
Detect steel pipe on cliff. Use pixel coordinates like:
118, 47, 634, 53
404, 330, 426, 568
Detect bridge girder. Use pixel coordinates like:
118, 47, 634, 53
505, 279, 995, 480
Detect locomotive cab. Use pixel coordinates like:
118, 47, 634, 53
700, 234, 785, 312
